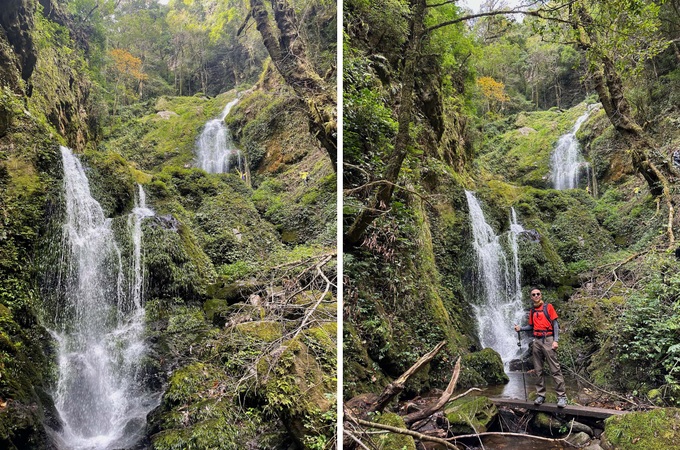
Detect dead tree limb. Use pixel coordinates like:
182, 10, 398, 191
349, 415, 461, 449
369, 340, 447, 413
404, 357, 461, 425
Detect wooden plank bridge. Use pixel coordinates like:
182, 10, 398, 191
489, 398, 628, 420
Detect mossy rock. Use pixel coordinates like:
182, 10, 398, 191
81, 150, 136, 217
461, 348, 509, 386
602, 408, 680, 450
207, 278, 262, 303
533, 412, 566, 436
233, 320, 283, 343
150, 361, 290, 450
255, 326, 336, 448
371, 413, 416, 450
444, 396, 498, 434
343, 324, 391, 399
202, 299, 229, 326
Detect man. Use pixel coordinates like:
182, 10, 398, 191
514, 288, 567, 408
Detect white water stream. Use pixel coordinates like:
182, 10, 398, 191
51, 147, 158, 450
466, 191, 525, 363
551, 106, 595, 190
195, 97, 243, 174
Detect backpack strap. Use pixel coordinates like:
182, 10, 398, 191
543, 303, 551, 325
530, 303, 554, 334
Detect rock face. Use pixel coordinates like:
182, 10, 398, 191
0, 0, 37, 82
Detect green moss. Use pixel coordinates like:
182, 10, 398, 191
233, 321, 283, 343
104, 94, 233, 172
371, 413, 416, 450
461, 348, 508, 386
444, 396, 498, 434
478, 103, 591, 188
603, 408, 680, 450
81, 150, 136, 216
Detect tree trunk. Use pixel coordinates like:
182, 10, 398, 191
345, 0, 426, 246
573, 3, 675, 245
248, 0, 337, 170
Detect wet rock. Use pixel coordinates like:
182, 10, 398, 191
0, 0, 37, 81
444, 396, 497, 434
154, 214, 179, 231
533, 411, 563, 435
584, 441, 604, 450
567, 431, 592, 446
568, 418, 594, 436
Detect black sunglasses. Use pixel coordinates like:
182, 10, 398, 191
531, 292, 542, 297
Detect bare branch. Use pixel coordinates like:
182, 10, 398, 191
404, 357, 461, 424
369, 340, 447, 413
348, 415, 461, 449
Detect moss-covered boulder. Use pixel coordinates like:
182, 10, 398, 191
371, 413, 416, 450
459, 348, 508, 388
256, 323, 337, 449
148, 362, 290, 450
601, 408, 680, 450
532, 412, 566, 436
444, 396, 498, 434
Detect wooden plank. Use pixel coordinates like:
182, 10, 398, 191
489, 398, 628, 419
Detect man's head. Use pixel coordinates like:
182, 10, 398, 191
530, 288, 543, 307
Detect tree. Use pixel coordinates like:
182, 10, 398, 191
108, 48, 148, 113
345, 0, 678, 247
242, 0, 337, 170
476, 75, 509, 114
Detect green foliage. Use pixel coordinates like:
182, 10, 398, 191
603, 408, 680, 450
103, 94, 229, 171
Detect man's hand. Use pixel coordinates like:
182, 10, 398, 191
552, 341, 559, 350
514, 324, 520, 332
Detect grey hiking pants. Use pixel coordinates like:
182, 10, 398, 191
532, 336, 566, 397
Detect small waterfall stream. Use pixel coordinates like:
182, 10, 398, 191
466, 191, 525, 363
551, 106, 595, 190
51, 147, 158, 450
195, 97, 243, 174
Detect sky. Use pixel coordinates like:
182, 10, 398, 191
460, 0, 527, 13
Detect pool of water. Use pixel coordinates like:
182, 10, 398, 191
472, 370, 582, 402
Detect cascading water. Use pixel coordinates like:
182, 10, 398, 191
551, 105, 596, 190
466, 191, 525, 363
195, 97, 243, 174
50, 146, 159, 450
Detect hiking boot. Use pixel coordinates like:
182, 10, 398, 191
534, 395, 545, 405
557, 396, 567, 408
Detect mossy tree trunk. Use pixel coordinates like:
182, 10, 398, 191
572, 3, 676, 244
345, 0, 426, 247
248, 0, 337, 170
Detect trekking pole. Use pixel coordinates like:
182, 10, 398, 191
517, 330, 528, 401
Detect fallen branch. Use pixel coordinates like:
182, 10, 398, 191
349, 415, 461, 449
369, 340, 447, 413
404, 357, 461, 425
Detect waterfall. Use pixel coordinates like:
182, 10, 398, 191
50, 147, 158, 450
551, 106, 595, 190
466, 191, 525, 363
195, 97, 243, 174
